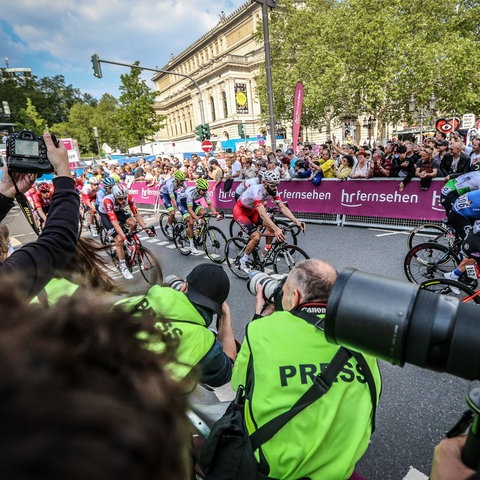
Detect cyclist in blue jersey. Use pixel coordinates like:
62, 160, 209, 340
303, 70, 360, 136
159, 170, 186, 237
176, 178, 223, 255
95, 176, 116, 210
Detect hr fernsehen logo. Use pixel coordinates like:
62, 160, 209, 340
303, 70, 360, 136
340, 189, 420, 207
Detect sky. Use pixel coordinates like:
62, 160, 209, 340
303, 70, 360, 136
1, 0, 247, 100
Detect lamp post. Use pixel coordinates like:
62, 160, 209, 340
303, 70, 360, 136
93, 126, 101, 159
362, 116, 376, 144
408, 93, 437, 145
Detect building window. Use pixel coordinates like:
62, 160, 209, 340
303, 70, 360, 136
210, 96, 216, 122
222, 91, 228, 118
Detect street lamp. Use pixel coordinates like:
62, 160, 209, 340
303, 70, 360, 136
93, 126, 101, 159
408, 93, 437, 145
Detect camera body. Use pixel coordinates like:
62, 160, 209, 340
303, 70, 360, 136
6, 130, 56, 175
247, 271, 287, 311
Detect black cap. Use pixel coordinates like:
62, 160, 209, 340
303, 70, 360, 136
186, 264, 230, 316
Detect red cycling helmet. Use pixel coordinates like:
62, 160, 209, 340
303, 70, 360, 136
37, 182, 50, 193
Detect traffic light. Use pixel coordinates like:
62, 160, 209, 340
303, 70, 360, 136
202, 123, 211, 140
195, 125, 203, 142
237, 123, 245, 137
91, 54, 103, 78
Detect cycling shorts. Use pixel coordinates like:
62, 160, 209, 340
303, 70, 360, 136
233, 202, 261, 235
462, 231, 480, 260
178, 199, 202, 219
161, 193, 176, 211
447, 210, 472, 240
99, 208, 133, 236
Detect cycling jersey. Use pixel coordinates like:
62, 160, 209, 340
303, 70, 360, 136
451, 190, 480, 219
234, 177, 260, 197
177, 185, 211, 206
81, 183, 98, 205
441, 171, 480, 196
99, 193, 138, 221
32, 186, 54, 210
238, 183, 281, 210
95, 187, 108, 207
159, 177, 182, 197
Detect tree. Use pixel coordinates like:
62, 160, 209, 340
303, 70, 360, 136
117, 62, 165, 148
16, 98, 46, 133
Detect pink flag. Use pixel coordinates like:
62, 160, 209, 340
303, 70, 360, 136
292, 82, 304, 155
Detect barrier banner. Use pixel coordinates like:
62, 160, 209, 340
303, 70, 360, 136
130, 179, 445, 221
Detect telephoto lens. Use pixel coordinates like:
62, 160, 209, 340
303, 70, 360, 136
163, 274, 184, 291
247, 271, 287, 310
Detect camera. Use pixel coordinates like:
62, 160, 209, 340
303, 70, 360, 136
325, 268, 480, 381
247, 271, 287, 311
164, 274, 184, 292
6, 130, 57, 175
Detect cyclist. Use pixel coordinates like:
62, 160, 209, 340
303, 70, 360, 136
81, 176, 101, 237
233, 171, 305, 272
233, 171, 263, 201
98, 184, 155, 280
444, 189, 480, 284
440, 170, 480, 215
159, 170, 186, 237
95, 176, 116, 210
32, 181, 54, 226
176, 178, 223, 255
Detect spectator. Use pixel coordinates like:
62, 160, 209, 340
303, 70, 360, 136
440, 141, 471, 180
434, 140, 452, 177
134, 158, 146, 181
371, 150, 391, 177
241, 156, 258, 179
116, 263, 236, 387
336, 155, 354, 179
416, 146, 438, 190
393, 144, 416, 192
208, 159, 224, 191
0, 132, 79, 298
349, 151, 372, 179
469, 137, 480, 170
231, 259, 381, 480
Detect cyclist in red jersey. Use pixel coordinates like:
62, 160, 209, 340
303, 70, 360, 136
81, 176, 100, 237
233, 171, 304, 271
32, 182, 54, 224
98, 184, 155, 280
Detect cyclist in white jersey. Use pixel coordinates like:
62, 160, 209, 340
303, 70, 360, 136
440, 170, 480, 214
233, 171, 304, 271
234, 172, 263, 201
159, 170, 186, 236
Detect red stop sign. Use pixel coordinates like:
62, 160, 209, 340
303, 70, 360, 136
201, 140, 213, 153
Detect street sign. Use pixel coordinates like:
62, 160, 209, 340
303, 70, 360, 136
462, 113, 476, 129
201, 140, 213, 153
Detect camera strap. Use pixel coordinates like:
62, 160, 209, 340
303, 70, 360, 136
9, 173, 41, 236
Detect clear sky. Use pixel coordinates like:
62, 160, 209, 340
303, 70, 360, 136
1, 0, 247, 100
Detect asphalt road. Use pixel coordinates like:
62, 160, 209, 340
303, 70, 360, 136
7, 206, 479, 480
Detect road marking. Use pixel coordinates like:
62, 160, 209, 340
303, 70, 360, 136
375, 231, 408, 237
402, 466, 428, 480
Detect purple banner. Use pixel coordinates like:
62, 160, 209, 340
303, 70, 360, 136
130, 179, 445, 221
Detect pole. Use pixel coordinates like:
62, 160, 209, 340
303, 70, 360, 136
260, 1, 276, 151
419, 107, 424, 146
93, 126, 101, 158
95, 58, 206, 126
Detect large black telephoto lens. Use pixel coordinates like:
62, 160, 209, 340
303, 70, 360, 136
325, 268, 480, 381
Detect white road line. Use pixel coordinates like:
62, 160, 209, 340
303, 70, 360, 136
402, 466, 428, 480
375, 232, 408, 237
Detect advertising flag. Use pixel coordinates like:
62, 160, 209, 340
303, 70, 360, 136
292, 82, 304, 154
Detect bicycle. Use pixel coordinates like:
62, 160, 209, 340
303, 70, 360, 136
107, 226, 163, 285
228, 206, 300, 247
419, 277, 480, 304
403, 239, 478, 289
173, 213, 228, 263
407, 219, 456, 249
225, 227, 309, 280
159, 210, 183, 241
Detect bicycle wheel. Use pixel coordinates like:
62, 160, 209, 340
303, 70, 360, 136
420, 278, 480, 304
407, 223, 450, 249
137, 247, 163, 285
404, 242, 460, 284
159, 212, 174, 241
225, 236, 250, 279
273, 244, 309, 275
203, 226, 227, 263
98, 224, 109, 245
173, 223, 191, 256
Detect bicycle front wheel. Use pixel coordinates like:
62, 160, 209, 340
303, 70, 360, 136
404, 242, 460, 284
273, 245, 309, 275
173, 223, 191, 256
137, 247, 163, 285
407, 223, 450, 249
225, 236, 250, 279
203, 226, 227, 263
159, 212, 175, 241
420, 278, 480, 304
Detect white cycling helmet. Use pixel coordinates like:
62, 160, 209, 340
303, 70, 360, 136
263, 171, 280, 186
112, 184, 128, 199
89, 176, 100, 185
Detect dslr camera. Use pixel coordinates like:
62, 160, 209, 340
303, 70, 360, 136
6, 130, 56, 175
247, 271, 287, 311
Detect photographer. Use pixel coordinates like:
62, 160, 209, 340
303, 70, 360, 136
431, 436, 479, 479
0, 132, 79, 298
116, 263, 236, 387
231, 259, 381, 479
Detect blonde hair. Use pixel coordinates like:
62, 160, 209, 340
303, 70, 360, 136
0, 225, 10, 261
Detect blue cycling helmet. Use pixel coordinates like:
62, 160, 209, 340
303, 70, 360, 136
103, 177, 116, 188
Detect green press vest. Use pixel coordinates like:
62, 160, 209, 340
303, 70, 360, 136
232, 310, 382, 480
31, 278, 79, 307
115, 286, 216, 379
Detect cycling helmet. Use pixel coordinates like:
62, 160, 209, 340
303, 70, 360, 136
196, 178, 209, 191
173, 170, 186, 181
37, 182, 50, 193
103, 177, 116, 188
89, 176, 100, 185
262, 171, 280, 186
112, 184, 128, 199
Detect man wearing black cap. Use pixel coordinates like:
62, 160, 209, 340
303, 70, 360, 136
116, 263, 236, 387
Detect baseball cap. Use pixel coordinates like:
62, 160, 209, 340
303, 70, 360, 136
285, 149, 293, 155
186, 263, 230, 317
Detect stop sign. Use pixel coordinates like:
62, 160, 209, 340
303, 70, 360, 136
201, 140, 213, 153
